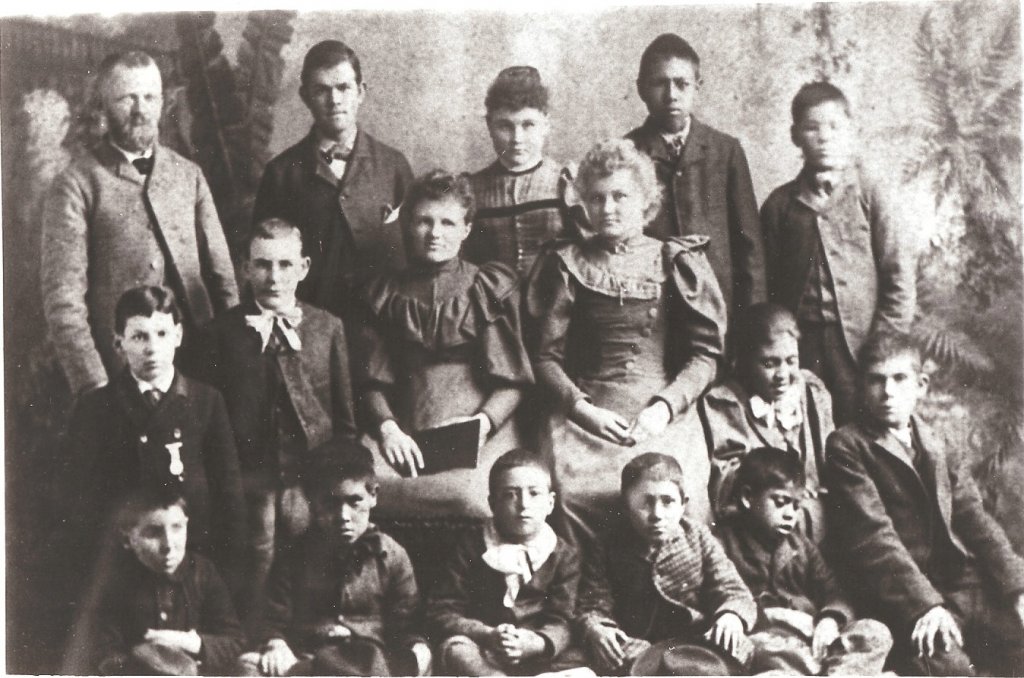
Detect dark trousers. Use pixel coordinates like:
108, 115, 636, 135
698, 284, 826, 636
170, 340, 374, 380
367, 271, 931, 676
888, 578, 1024, 676
798, 320, 858, 426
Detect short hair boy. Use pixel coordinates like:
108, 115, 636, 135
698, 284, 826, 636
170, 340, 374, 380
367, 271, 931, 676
67, 285, 245, 573
577, 453, 757, 675
193, 218, 357, 625
699, 303, 834, 542
761, 82, 916, 424
463, 66, 569, 277
95, 488, 244, 675
825, 332, 1024, 675
627, 33, 765, 321
252, 40, 413, 322
426, 449, 580, 675
718, 448, 892, 674
237, 440, 430, 676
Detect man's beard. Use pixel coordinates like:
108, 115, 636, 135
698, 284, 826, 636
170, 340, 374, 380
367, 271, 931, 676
108, 112, 158, 153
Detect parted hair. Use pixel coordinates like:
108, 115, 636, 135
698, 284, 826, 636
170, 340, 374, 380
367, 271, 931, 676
488, 448, 553, 496
734, 447, 805, 500
621, 452, 686, 498
791, 81, 850, 124
485, 66, 549, 114
114, 285, 181, 335
734, 303, 801, 369
246, 217, 307, 258
638, 33, 701, 81
575, 138, 662, 223
301, 40, 362, 87
856, 330, 923, 373
400, 169, 476, 226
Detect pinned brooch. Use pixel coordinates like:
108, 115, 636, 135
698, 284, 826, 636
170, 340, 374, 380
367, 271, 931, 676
165, 440, 184, 479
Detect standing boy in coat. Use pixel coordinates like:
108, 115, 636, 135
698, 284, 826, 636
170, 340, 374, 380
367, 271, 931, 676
761, 82, 916, 423
195, 218, 357, 627
825, 332, 1024, 675
627, 33, 764, 322
252, 40, 413, 324
68, 285, 245, 575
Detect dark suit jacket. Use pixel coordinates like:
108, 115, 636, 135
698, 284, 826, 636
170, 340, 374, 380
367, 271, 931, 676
194, 300, 356, 486
42, 140, 238, 394
252, 130, 413, 319
760, 164, 916, 358
67, 370, 246, 566
426, 529, 580, 657
627, 117, 765, 315
824, 417, 1024, 631
95, 551, 244, 675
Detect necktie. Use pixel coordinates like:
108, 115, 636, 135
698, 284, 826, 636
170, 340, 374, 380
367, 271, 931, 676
132, 157, 154, 175
144, 389, 162, 409
321, 143, 353, 165
246, 307, 304, 352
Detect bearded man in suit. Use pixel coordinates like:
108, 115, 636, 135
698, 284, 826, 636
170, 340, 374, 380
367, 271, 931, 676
42, 50, 238, 396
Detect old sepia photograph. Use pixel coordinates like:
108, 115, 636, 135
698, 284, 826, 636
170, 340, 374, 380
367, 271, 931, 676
2, 1, 1023, 674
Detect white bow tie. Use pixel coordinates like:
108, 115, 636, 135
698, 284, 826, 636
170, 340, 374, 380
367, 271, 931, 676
245, 307, 303, 352
750, 393, 802, 432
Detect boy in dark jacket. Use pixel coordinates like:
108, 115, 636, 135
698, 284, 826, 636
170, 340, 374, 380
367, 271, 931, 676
95, 488, 244, 675
825, 332, 1024, 675
238, 440, 430, 676
718, 447, 891, 675
427, 449, 580, 675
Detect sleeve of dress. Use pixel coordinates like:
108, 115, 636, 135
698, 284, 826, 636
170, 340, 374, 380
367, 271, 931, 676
473, 263, 534, 429
524, 247, 587, 412
358, 282, 400, 429
657, 238, 728, 415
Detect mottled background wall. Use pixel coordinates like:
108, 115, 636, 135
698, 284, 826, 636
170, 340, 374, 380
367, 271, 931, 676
3, 3, 1021, 673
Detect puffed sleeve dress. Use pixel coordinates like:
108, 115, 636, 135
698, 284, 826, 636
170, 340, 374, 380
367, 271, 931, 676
526, 234, 727, 527
361, 257, 534, 519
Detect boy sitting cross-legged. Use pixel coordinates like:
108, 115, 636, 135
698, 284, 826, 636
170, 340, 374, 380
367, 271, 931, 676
426, 449, 581, 676
94, 487, 244, 675
238, 439, 431, 676
825, 331, 1024, 675
576, 452, 757, 675
718, 447, 892, 675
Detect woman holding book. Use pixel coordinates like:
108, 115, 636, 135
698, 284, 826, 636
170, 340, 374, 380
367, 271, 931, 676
359, 170, 534, 521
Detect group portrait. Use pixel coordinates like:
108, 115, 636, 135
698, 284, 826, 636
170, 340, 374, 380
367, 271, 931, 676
2, 1, 1023, 675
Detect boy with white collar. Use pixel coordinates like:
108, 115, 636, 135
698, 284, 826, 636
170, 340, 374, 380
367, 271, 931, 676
68, 285, 245, 575
427, 449, 580, 675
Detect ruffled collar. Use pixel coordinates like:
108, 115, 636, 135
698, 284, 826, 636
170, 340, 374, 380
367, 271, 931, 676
554, 235, 664, 300
364, 259, 518, 350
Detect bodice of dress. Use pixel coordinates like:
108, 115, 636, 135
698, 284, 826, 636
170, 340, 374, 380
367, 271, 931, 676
363, 258, 533, 432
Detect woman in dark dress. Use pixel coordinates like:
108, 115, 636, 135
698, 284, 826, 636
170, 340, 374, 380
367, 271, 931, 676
360, 170, 534, 520
526, 139, 727, 532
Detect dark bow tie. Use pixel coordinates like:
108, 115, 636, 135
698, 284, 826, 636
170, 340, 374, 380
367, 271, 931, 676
132, 156, 154, 175
321, 143, 353, 165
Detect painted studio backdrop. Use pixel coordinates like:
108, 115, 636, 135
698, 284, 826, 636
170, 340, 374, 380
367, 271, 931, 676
2, 2, 1022, 673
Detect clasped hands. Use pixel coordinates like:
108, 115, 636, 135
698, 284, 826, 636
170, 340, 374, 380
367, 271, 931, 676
571, 399, 671, 446
484, 624, 547, 667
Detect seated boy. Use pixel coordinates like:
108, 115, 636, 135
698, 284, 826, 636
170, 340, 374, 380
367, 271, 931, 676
463, 66, 569, 278
718, 447, 892, 675
95, 488, 244, 675
627, 33, 764, 323
426, 449, 580, 675
577, 453, 757, 675
238, 440, 430, 676
68, 285, 245, 572
825, 332, 1024, 675
700, 303, 834, 542
194, 217, 357, 621
761, 82, 916, 424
